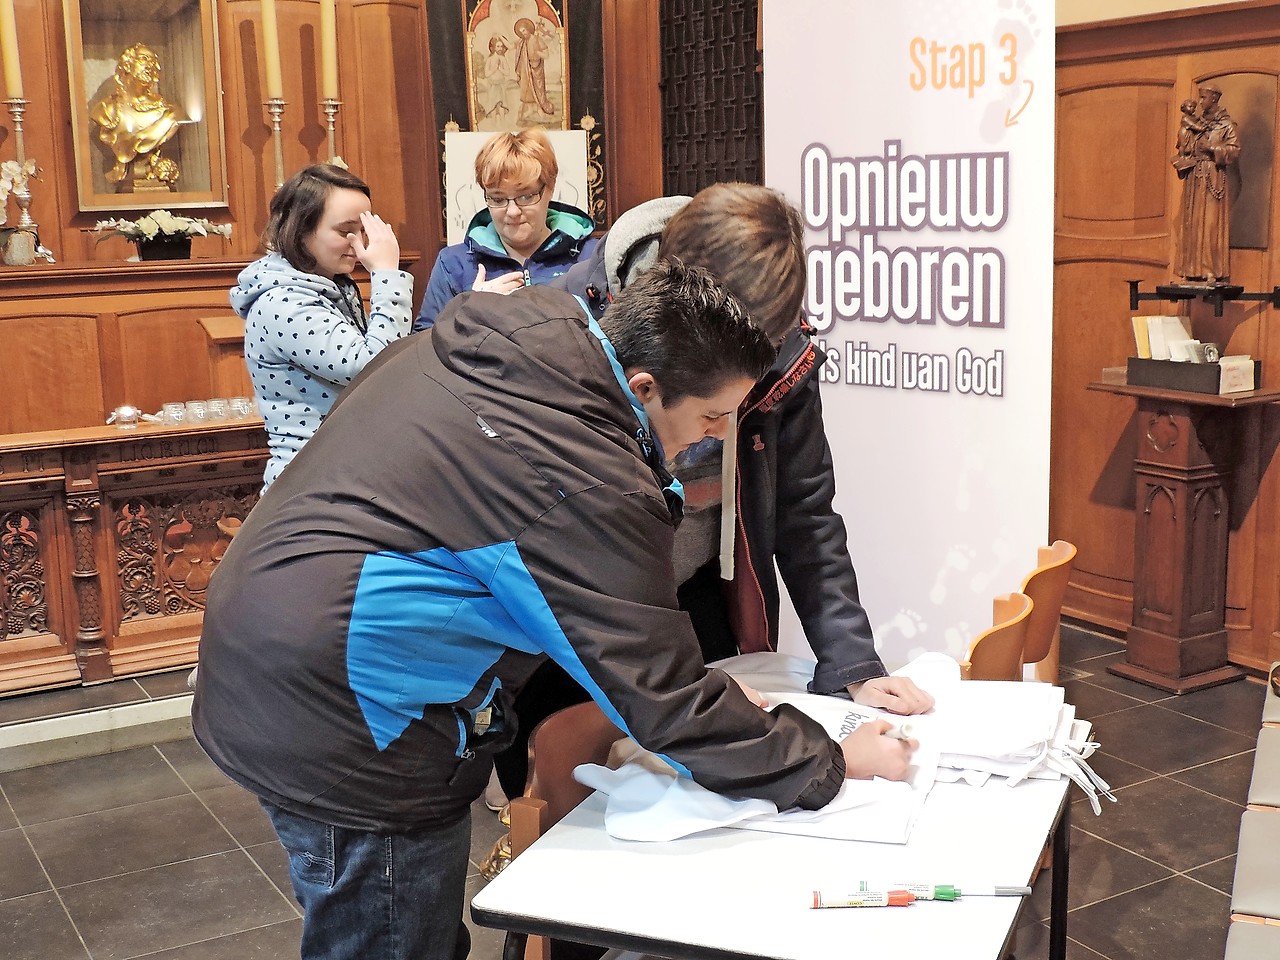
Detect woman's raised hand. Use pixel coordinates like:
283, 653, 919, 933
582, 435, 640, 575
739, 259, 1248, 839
351, 211, 401, 273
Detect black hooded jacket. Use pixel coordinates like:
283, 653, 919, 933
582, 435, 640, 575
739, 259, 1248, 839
192, 286, 845, 832
555, 199, 887, 693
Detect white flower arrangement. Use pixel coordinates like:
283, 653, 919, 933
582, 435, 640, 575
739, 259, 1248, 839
93, 209, 233, 242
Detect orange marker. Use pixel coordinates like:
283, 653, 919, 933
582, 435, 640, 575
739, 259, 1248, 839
811, 889, 916, 909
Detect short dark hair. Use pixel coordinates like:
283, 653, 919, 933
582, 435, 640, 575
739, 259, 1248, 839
600, 258, 777, 406
658, 183, 805, 344
263, 164, 371, 273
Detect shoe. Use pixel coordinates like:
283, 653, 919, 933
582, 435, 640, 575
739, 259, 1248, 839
483, 769, 508, 813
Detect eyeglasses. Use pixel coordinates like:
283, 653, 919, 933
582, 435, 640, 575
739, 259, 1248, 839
484, 187, 544, 209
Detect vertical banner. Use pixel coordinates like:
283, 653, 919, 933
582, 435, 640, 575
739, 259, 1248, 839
763, 0, 1054, 668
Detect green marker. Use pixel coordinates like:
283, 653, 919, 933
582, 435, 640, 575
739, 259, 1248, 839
856, 881, 1030, 900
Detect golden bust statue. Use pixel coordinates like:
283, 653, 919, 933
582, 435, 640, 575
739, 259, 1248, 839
89, 43, 182, 187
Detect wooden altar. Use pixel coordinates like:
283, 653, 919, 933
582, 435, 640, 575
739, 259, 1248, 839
0, 419, 266, 694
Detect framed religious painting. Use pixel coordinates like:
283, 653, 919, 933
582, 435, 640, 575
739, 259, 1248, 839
63, 0, 228, 211
425, 0, 610, 233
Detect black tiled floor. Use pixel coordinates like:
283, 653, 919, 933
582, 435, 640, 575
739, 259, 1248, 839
0, 631, 1270, 960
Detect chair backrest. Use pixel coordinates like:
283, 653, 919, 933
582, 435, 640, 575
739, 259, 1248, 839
506, 701, 625, 960
523, 700, 624, 827
1019, 540, 1077, 683
962, 592, 1035, 681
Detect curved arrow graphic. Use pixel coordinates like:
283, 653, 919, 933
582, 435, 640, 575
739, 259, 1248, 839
1004, 79, 1035, 127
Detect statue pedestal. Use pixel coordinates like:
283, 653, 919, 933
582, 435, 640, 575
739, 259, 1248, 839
1087, 380, 1280, 692
130, 178, 173, 195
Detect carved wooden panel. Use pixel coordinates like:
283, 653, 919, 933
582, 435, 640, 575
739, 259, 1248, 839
0, 506, 49, 639
659, 0, 762, 194
114, 485, 256, 622
0, 422, 266, 693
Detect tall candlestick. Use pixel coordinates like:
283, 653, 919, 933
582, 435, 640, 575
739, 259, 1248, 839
320, 0, 338, 100
0, 0, 23, 99
261, 0, 284, 100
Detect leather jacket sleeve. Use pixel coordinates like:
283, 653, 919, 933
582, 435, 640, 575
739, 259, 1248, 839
770, 368, 889, 694
508, 480, 846, 811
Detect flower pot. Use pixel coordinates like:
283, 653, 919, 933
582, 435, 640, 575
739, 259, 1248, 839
2, 230, 36, 266
135, 236, 193, 260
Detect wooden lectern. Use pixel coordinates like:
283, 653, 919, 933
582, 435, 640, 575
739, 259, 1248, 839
1088, 380, 1280, 693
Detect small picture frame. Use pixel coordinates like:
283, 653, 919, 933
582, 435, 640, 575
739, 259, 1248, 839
63, 0, 228, 212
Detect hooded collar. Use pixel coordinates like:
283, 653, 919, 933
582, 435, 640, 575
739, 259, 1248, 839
580, 302, 685, 521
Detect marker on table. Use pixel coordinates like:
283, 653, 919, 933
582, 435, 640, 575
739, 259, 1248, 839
856, 881, 1032, 899
812, 889, 916, 909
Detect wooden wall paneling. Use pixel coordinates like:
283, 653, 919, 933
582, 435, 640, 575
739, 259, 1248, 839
349, 0, 436, 296
1053, 68, 1179, 632
0, 313, 104, 433
602, 0, 663, 217
1055, 11, 1280, 671
115, 306, 223, 416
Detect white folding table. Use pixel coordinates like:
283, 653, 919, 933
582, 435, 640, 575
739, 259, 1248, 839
472, 775, 1071, 960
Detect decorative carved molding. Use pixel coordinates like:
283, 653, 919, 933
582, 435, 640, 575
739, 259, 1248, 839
0, 509, 47, 638
1144, 412, 1180, 453
66, 494, 105, 654
116, 485, 257, 621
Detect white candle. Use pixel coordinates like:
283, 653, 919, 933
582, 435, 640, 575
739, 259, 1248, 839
320, 0, 338, 100
0, 0, 23, 100
261, 0, 284, 99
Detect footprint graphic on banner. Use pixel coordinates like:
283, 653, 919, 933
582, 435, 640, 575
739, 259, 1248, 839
968, 529, 1014, 595
980, 0, 1041, 144
930, 544, 976, 605
877, 609, 928, 655
954, 450, 984, 512
943, 621, 972, 661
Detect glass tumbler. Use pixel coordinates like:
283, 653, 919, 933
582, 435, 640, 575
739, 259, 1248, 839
229, 396, 256, 419
162, 402, 186, 425
185, 400, 209, 425
206, 398, 230, 421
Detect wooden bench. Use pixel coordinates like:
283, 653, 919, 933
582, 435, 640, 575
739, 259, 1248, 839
1226, 663, 1280, 958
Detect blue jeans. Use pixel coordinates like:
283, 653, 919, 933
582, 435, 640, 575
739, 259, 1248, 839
262, 802, 472, 960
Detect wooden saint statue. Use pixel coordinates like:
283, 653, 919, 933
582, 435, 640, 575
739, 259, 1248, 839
1171, 83, 1240, 283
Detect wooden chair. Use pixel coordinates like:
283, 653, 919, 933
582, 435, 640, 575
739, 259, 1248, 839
504, 701, 626, 960
960, 592, 1035, 681
1018, 541, 1078, 684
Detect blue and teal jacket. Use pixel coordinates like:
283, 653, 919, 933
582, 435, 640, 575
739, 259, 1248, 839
413, 200, 597, 332
192, 286, 844, 832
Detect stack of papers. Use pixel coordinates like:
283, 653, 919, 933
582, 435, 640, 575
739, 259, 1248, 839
573, 652, 1112, 847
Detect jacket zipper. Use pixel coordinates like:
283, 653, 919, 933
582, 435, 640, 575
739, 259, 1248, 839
729, 342, 814, 649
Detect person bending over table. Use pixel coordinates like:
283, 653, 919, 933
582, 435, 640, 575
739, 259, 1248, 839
193, 261, 918, 960
490, 183, 935, 808
232, 163, 412, 492
414, 126, 597, 331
